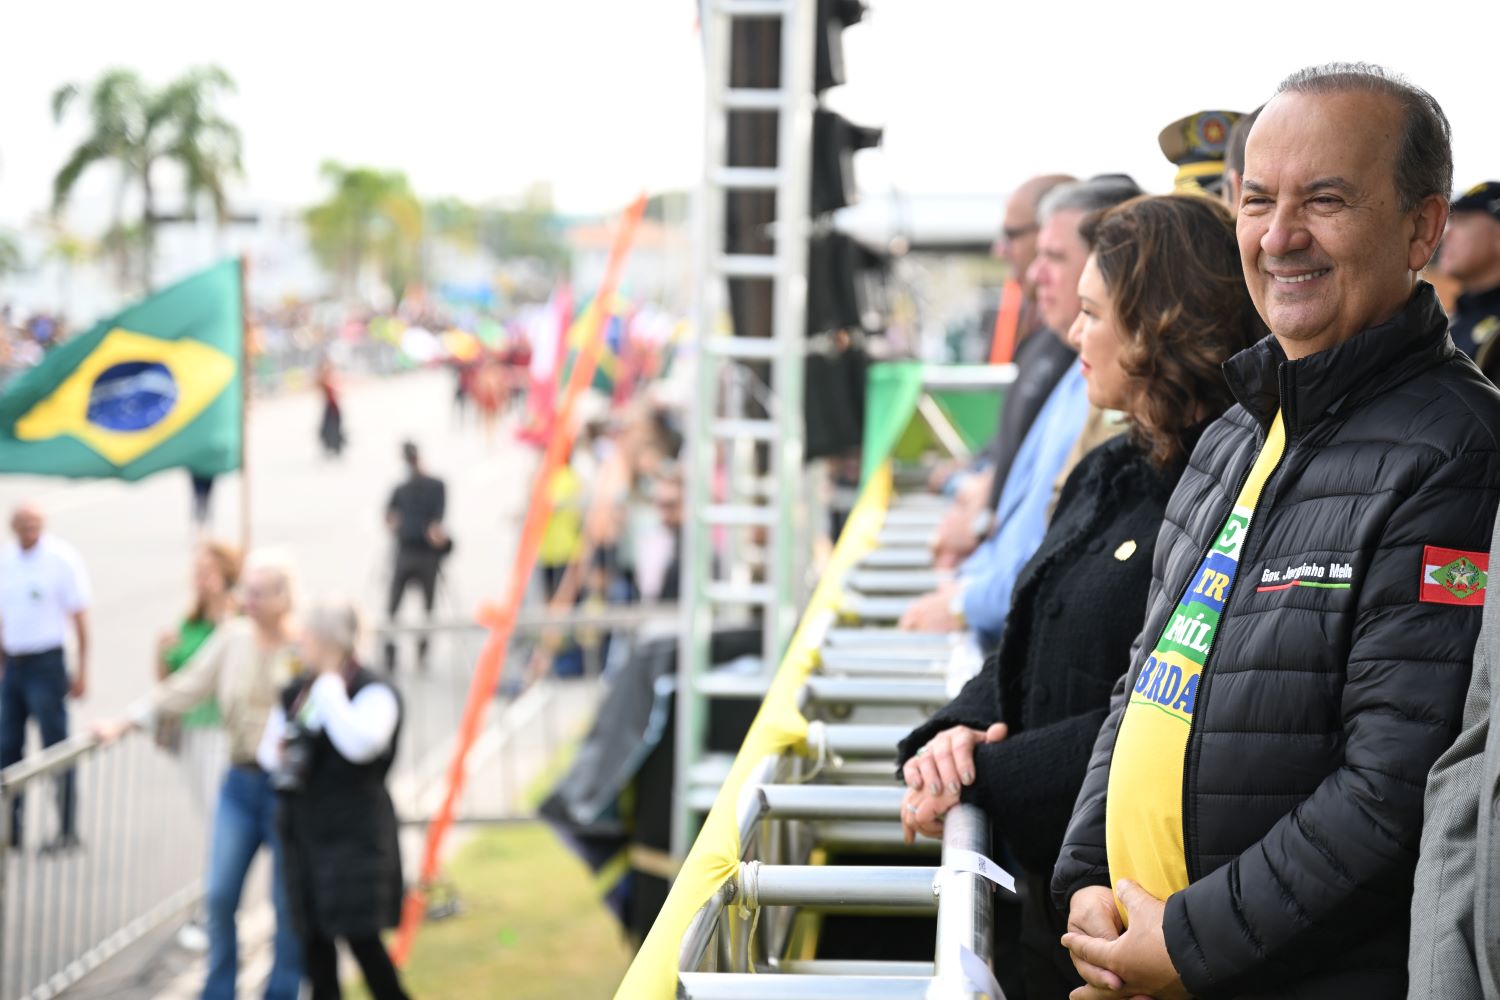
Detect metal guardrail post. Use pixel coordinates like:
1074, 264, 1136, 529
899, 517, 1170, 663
933, 804, 996, 999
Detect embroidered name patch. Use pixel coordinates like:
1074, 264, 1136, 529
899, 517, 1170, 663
1420, 545, 1489, 606
1255, 559, 1354, 593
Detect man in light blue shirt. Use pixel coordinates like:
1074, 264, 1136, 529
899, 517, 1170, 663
956, 361, 1087, 641
899, 176, 1141, 642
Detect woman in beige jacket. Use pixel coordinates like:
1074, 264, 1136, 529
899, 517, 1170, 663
96, 555, 305, 1000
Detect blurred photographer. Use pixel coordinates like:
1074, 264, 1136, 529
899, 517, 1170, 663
258, 600, 409, 1000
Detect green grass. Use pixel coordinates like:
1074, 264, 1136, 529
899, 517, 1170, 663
349, 823, 633, 1000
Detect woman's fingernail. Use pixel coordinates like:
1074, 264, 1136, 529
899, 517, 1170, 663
947, 782, 960, 795
929, 783, 941, 796
962, 770, 975, 784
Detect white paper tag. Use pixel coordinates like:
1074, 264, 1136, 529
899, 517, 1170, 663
960, 943, 1006, 999
945, 847, 1017, 893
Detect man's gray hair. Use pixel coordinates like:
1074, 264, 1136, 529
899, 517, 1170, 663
1275, 62, 1451, 211
303, 599, 362, 656
1037, 176, 1144, 226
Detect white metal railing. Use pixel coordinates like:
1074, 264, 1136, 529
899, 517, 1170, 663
0, 728, 226, 1000
662, 481, 1010, 998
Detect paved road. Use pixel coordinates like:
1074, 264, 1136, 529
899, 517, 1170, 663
0, 368, 536, 724
0, 370, 548, 1000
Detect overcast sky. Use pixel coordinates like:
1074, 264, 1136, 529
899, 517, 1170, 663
2, 0, 1496, 231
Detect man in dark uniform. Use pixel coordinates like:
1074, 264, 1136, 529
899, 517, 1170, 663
1157, 109, 1243, 199
1442, 181, 1500, 379
384, 441, 448, 671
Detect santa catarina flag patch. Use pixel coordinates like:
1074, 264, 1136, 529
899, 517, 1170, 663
1421, 545, 1489, 606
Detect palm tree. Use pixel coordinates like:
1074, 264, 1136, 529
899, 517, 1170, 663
0, 230, 22, 281
44, 225, 96, 310
51, 66, 242, 290
304, 162, 424, 303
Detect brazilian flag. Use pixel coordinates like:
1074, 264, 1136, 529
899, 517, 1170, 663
0, 260, 242, 480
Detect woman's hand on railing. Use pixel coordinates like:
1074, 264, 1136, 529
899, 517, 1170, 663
91, 717, 134, 745
899, 722, 1007, 843
902, 722, 1007, 798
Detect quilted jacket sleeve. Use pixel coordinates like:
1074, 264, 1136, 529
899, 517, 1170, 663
1162, 445, 1500, 997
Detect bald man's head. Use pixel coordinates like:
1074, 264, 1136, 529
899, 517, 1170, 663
998, 174, 1076, 288
11, 504, 42, 550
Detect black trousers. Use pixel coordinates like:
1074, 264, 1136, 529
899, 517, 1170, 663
304, 932, 410, 1000
385, 547, 441, 669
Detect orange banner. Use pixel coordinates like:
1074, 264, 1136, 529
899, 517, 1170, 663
989, 277, 1023, 365
392, 191, 649, 966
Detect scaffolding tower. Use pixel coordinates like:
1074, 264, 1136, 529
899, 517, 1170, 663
676, 0, 820, 855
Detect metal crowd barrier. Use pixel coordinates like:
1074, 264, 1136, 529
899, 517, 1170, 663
0, 727, 226, 1000
0, 603, 670, 1000
623, 469, 1009, 998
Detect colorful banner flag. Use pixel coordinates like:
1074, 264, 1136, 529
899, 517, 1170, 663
0, 261, 243, 480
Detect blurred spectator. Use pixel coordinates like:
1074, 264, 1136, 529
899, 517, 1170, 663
0, 502, 90, 851
258, 600, 410, 1000
155, 540, 243, 951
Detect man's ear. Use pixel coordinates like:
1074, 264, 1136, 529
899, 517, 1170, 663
1409, 193, 1450, 272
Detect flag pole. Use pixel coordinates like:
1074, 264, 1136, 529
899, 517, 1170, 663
238, 255, 251, 554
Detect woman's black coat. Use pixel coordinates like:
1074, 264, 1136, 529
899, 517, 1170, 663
277, 664, 404, 940
899, 431, 1190, 873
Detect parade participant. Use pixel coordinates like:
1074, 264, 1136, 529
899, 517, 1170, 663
316, 357, 345, 458
1054, 63, 1500, 1000
190, 473, 217, 535
0, 502, 89, 851
258, 601, 410, 1000
900, 176, 1142, 640
472, 355, 505, 442
96, 555, 305, 1000
931, 174, 1078, 567
1157, 109, 1243, 198
898, 194, 1263, 996
384, 441, 449, 672
1440, 181, 1500, 378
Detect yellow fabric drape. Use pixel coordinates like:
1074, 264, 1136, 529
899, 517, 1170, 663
613, 463, 894, 998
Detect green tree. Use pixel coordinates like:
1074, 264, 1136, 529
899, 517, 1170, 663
477, 184, 567, 274
304, 162, 424, 303
51, 66, 243, 290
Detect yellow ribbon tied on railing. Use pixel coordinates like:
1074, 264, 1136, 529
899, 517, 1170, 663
613, 463, 894, 998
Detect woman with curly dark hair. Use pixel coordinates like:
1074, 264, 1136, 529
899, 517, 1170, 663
895, 193, 1265, 998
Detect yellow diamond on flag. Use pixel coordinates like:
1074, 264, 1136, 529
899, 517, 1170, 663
15, 327, 236, 466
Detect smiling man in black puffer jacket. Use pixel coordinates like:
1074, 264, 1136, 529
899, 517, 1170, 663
1052, 63, 1500, 1000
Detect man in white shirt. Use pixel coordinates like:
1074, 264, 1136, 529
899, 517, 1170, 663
0, 503, 90, 850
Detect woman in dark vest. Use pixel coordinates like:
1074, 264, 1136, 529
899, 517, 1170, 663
895, 194, 1266, 998
258, 600, 410, 1000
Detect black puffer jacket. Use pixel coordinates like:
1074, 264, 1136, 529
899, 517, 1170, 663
1052, 284, 1500, 999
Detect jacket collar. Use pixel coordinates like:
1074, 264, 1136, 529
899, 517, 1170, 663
1222, 282, 1454, 434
